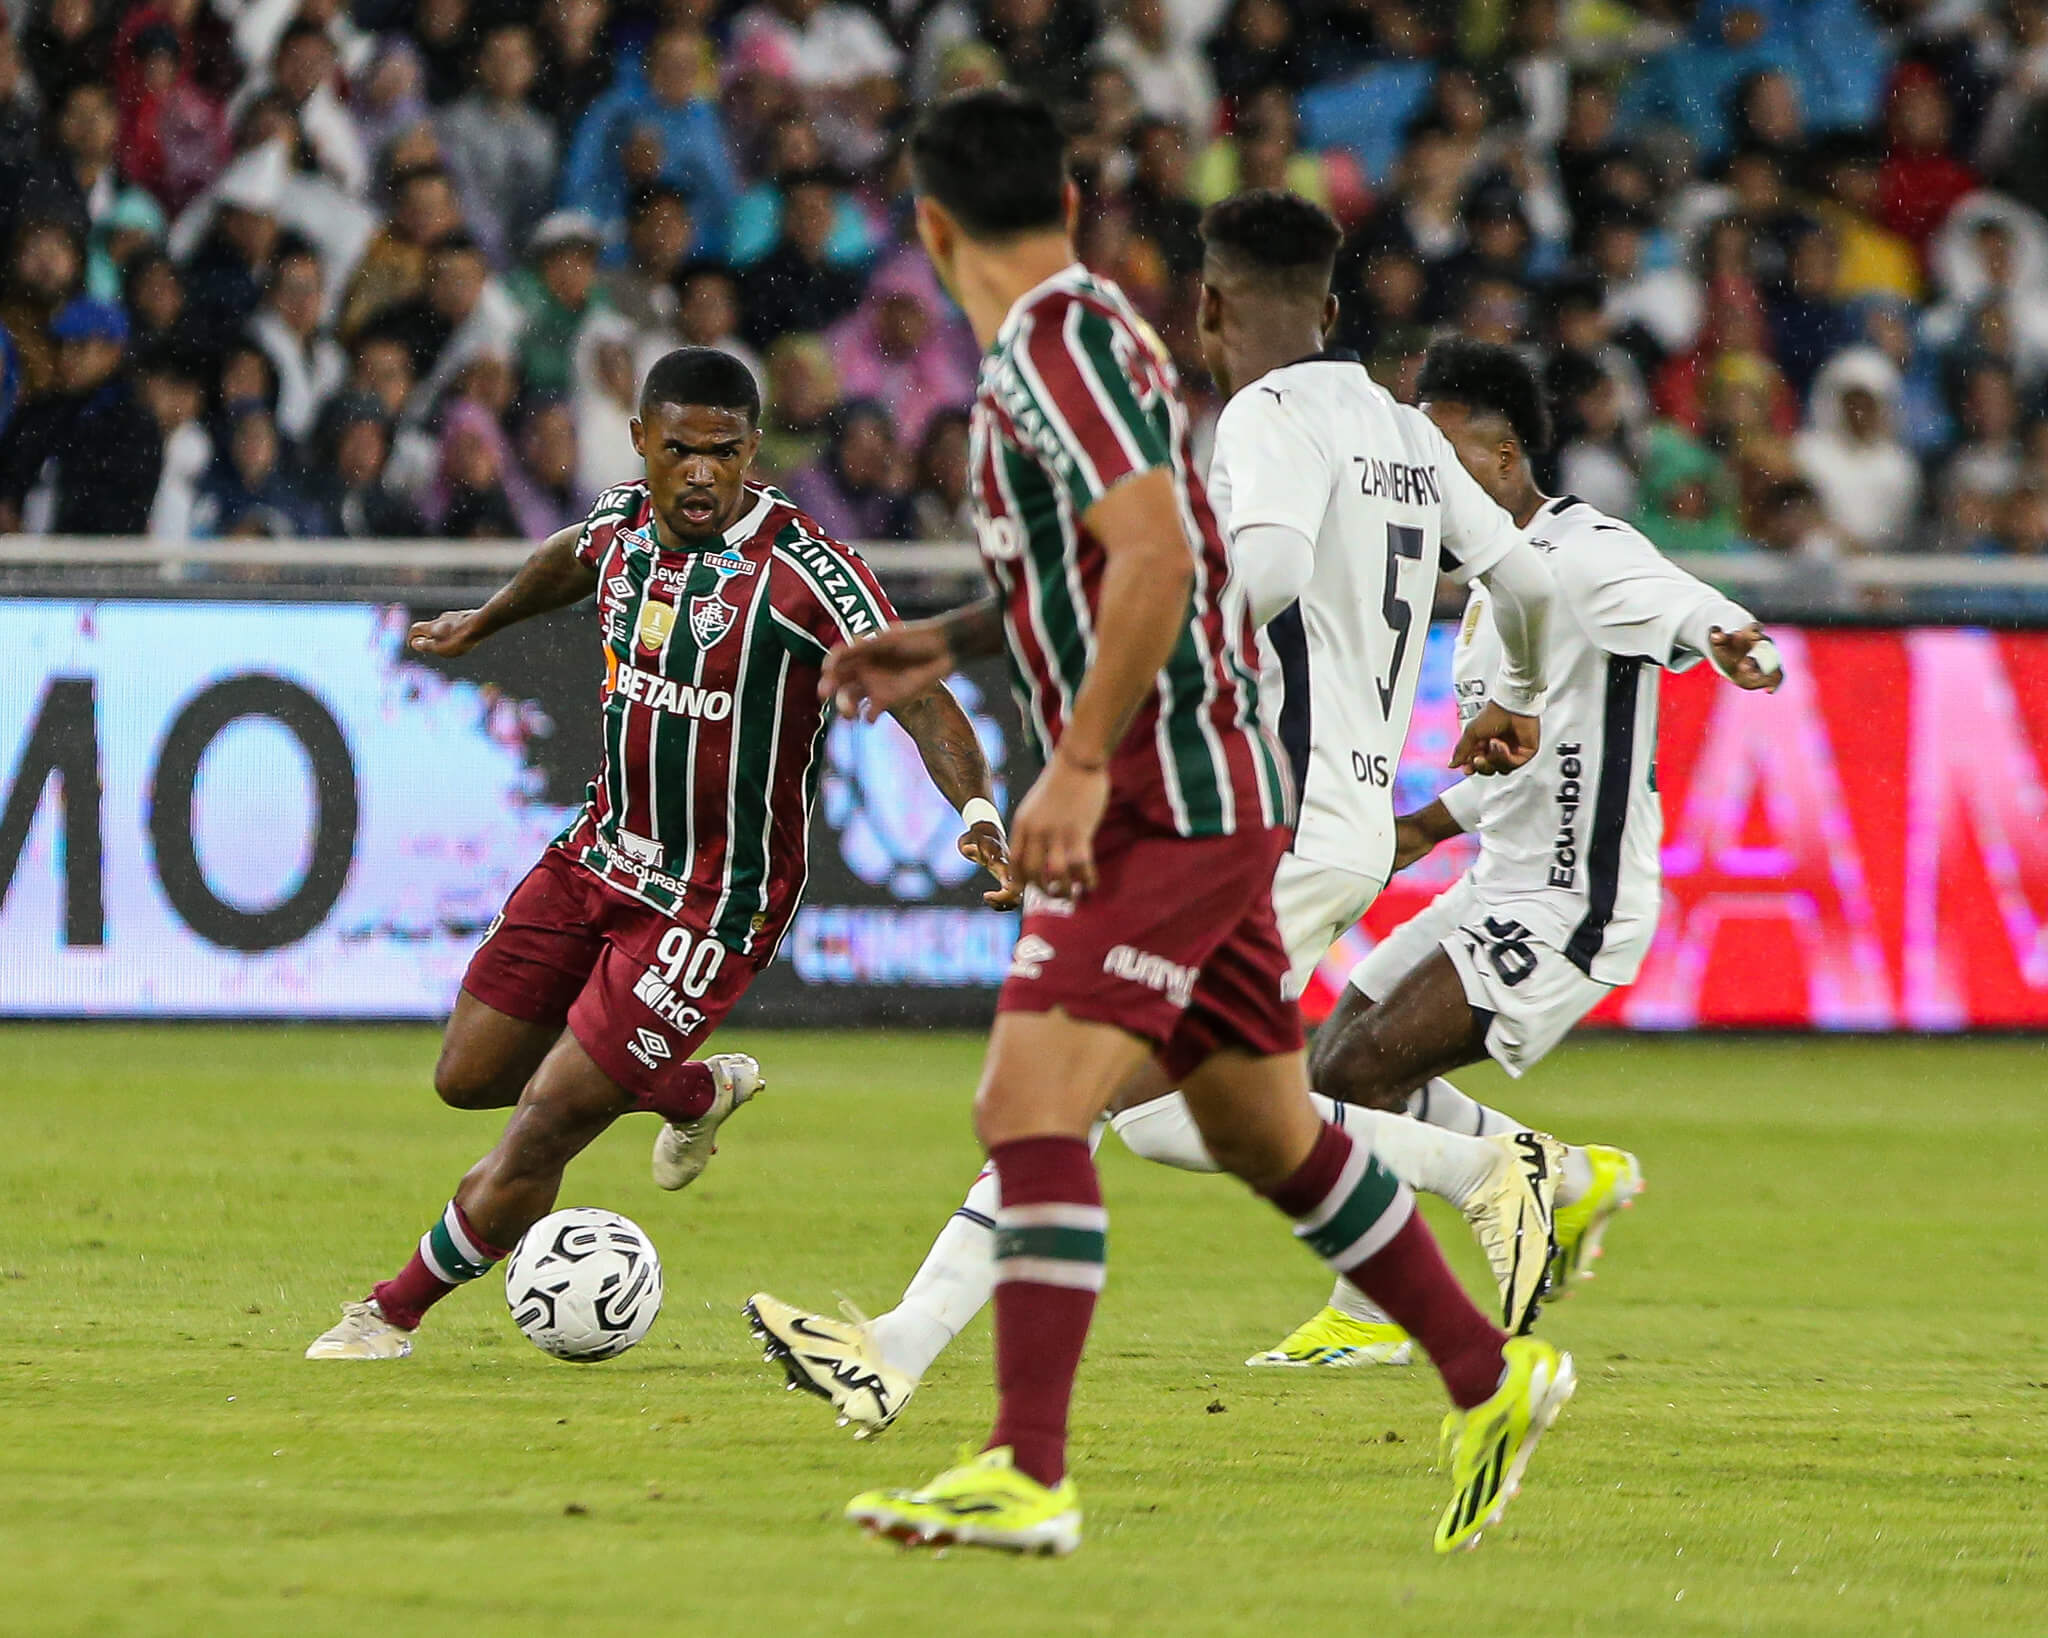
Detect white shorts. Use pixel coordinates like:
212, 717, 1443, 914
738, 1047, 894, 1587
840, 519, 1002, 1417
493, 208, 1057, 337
1345, 875, 1612, 1078
1271, 852, 1385, 1001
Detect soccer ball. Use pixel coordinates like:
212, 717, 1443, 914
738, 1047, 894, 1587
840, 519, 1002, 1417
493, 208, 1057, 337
504, 1207, 663, 1361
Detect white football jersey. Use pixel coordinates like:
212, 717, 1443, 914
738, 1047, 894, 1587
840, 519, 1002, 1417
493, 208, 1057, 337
1207, 352, 1524, 883
1445, 495, 1754, 984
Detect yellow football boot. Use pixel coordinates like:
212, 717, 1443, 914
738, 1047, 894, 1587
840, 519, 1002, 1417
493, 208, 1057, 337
846, 1447, 1081, 1556
1547, 1145, 1645, 1296
1245, 1304, 1415, 1367
1434, 1336, 1576, 1553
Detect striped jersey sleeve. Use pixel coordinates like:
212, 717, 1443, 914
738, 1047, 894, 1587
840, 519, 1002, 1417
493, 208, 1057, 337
1017, 296, 1175, 512
767, 511, 898, 663
575, 480, 650, 567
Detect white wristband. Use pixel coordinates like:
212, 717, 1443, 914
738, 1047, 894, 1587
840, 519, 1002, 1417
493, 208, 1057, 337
961, 797, 1005, 835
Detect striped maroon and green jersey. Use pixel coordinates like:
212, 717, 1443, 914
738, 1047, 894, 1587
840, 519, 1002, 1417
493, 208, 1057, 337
553, 479, 896, 957
969, 264, 1289, 838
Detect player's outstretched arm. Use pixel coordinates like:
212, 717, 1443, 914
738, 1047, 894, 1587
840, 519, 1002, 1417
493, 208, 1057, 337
407, 522, 597, 658
1450, 537, 1554, 776
888, 683, 1020, 909
1009, 468, 1195, 898
1706, 624, 1785, 692
1391, 798, 1467, 872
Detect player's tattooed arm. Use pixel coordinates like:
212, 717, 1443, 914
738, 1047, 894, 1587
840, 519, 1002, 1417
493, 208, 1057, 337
408, 522, 597, 658
889, 684, 1020, 909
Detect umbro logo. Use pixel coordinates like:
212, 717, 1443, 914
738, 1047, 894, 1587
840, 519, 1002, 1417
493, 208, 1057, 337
627, 1027, 672, 1069
607, 574, 634, 600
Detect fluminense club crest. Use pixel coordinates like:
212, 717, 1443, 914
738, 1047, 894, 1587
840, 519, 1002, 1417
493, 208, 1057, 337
689, 594, 737, 647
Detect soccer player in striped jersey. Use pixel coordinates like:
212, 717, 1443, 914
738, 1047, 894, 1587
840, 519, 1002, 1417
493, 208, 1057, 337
810, 90, 1576, 1558
1245, 338, 1785, 1366
304, 348, 1008, 1362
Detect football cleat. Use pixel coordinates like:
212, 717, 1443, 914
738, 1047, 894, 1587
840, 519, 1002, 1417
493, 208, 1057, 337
1245, 1305, 1415, 1368
744, 1291, 917, 1437
846, 1446, 1081, 1556
1547, 1145, 1645, 1296
1465, 1131, 1566, 1335
651, 1053, 763, 1191
1433, 1335, 1577, 1554
304, 1299, 413, 1360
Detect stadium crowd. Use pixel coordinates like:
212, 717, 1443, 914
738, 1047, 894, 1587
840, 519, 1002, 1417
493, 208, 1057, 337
2, 0, 2048, 561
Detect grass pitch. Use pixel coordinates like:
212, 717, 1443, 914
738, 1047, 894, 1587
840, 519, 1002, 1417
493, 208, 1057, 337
1, 1027, 2043, 1637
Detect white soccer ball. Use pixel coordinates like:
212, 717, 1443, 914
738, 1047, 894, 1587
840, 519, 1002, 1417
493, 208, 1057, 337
505, 1207, 663, 1361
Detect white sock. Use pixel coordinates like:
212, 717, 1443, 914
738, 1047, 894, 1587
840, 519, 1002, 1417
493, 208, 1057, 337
1349, 1106, 1498, 1208
1112, 1091, 1348, 1174
1406, 1075, 1519, 1138
864, 1121, 1108, 1382
1327, 1275, 1390, 1325
1407, 1076, 1593, 1206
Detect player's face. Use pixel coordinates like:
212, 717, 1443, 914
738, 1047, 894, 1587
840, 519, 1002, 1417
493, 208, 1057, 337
1424, 399, 1520, 512
633, 401, 762, 546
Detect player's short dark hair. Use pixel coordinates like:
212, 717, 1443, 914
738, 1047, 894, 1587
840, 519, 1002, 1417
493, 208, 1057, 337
909, 87, 1067, 242
1417, 337, 1552, 456
639, 347, 761, 424
1199, 189, 1341, 299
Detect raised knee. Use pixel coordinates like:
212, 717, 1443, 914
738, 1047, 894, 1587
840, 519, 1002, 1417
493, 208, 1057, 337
433, 1055, 504, 1111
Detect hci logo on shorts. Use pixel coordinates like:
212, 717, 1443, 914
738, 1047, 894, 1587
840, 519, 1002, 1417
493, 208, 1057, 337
627, 1026, 672, 1069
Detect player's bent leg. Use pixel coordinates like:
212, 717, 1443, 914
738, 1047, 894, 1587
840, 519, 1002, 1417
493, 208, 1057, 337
306, 1034, 635, 1360
650, 1053, 764, 1190
1309, 951, 1489, 1114
432, 990, 562, 1111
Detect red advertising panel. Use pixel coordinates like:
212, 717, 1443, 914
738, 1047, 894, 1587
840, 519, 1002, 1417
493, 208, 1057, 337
1302, 628, 2048, 1031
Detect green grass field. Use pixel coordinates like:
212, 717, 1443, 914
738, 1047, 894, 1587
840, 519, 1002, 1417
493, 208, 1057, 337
2, 1028, 2044, 1636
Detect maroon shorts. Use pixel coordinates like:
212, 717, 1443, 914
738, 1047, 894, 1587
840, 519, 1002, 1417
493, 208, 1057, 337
461, 847, 760, 1101
996, 816, 1303, 1081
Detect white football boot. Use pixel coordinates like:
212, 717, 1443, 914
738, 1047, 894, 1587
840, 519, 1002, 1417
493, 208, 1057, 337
304, 1299, 413, 1360
1464, 1131, 1566, 1335
650, 1053, 764, 1190
745, 1292, 917, 1437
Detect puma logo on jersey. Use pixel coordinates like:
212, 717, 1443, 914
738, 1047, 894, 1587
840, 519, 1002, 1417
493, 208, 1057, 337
613, 664, 735, 719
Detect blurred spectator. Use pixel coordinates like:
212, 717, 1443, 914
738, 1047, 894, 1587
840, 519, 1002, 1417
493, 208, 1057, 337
908, 407, 972, 541
1878, 66, 1976, 255
191, 397, 313, 534
1635, 420, 1739, 553
1767, 221, 1858, 402
727, 0, 903, 93
784, 400, 911, 540
1926, 200, 2048, 389
973, 0, 1099, 113
515, 394, 586, 532
531, 0, 614, 134
214, 336, 277, 417
86, 178, 167, 304
0, 295, 159, 533
1125, 117, 1203, 282
1618, 2, 1791, 163
1195, 85, 1350, 215
344, 330, 435, 491
559, 26, 739, 255
247, 237, 343, 443
741, 171, 865, 348
340, 161, 463, 339
755, 332, 838, 477
1941, 361, 2026, 512
508, 211, 607, 397
138, 342, 213, 539
726, 115, 877, 269
411, 0, 475, 106
354, 41, 431, 168
24, 0, 114, 114
368, 233, 524, 418
1810, 132, 1921, 304
827, 253, 975, 448
1795, 348, 1921, 553
1999, 479, 2048, 554
672, 259, 758, 381
1098, 0, 1216, 136
1751, 476, 1850, 611
0, 29, 38, 180
438, 23, 558, 267
121, 246, 187, 351
1547, 348, 1638, 520
1206, 0, 1309, 103
599, 184, 693, 334
295, 391, 417, 536
424, 397, 525, 537
571, 309, 642, 496
1, 215, 86, 403
179, 142, 281, 352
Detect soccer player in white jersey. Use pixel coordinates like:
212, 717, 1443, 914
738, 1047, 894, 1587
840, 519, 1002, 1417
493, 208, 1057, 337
1236, 337, 1787, 1366
746, 191, 1571, 1432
